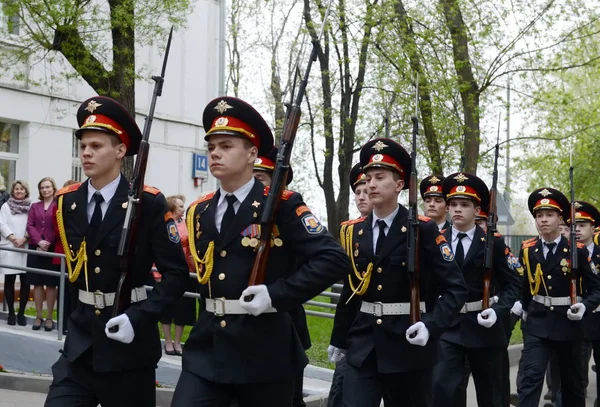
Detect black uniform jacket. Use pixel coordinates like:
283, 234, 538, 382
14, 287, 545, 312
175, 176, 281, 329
440, 226, 521, 348
57, 177, 189, 372
520, 236, 600, 341
330, 205, 467, 374
584, 243, 600, 340
183, 179, 349, 384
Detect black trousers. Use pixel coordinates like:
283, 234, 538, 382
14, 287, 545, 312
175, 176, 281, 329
45, 354, 155, 407
591, 340, 600, 403
518, 334, 585, 407
343, 351, 432, 407
172, 369, 295, 407
432, 340, 503, 407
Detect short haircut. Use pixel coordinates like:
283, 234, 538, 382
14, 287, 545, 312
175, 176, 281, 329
11, 180, 30, 199
166, 195, 185, 213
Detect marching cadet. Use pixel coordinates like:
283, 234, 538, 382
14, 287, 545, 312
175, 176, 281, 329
329, 138, 467, 407
252, 147, 308, 407
171, 97, 349, 406
420, 175, 450, 231
432, 173, 520, 407
577, 201, 600, 406
45, 97, 189, 406
518, 188, 600, 407
327, 163, 376, 407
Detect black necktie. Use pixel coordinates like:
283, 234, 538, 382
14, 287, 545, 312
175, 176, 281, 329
90, 192, 104, 230
375, 219, 387, 255
220, 194, 237, 237
544, 242, 557, 263
455, 232, 467, 267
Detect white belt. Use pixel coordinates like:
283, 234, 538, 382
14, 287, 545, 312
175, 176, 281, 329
460, 296, 499, 314
360, 301, 426, 317
533, 294, 582, 307
78, 287, 147, 309
205, 298, 277, 316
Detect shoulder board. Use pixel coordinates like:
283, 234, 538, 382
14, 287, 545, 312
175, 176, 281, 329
418, 215, 432, 222
345, 216, 366, 226
56, 183, 81, 196
262, 187, 295, 200
577, 242, 585, 249
494, 232, 502, 238
522, 238, 537, 248
190, 191, 216, 207
143, 185, 160, 195
440, 228, 447, 234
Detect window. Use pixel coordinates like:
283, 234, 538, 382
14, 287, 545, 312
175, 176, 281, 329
0, 121, 19, 187
71, 134, 83, 182
1, 2, 20, 35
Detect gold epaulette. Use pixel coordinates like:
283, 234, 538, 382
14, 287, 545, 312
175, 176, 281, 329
143, 185, 160, 195
522, 237, 537, 248
418, 215, 432, 222
345, 216, 366, 226
263, 187, 294, 200
189, 192, 216, 207
595, 232, 600, 246
56, 183, 81, 196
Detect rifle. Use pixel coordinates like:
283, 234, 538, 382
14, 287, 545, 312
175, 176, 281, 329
569, 155, 579, 308
245, 2, 332, 293
482, 114, 501, 312
110, 27, 174, 328
407, 76, 420, 325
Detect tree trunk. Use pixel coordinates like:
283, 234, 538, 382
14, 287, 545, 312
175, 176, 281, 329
439, 0, 480, 174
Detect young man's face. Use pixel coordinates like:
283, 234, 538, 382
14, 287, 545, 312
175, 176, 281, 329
448, 198, 479, 229
559, 224, 570, 239
79, 131, 126, 180
475, 218, 487, 231
535, 209, 561, 238
208, 135, 257, 180
423, 196, 448, 221
576, 221, 595, 244
354, 183, 372, 217
253, 170, 272, 187
365, 168, 403, 207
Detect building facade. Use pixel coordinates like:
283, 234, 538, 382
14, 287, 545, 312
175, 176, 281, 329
0, 0, 225, 203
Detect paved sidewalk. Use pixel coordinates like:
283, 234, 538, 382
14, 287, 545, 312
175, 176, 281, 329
0, 388, 46, 406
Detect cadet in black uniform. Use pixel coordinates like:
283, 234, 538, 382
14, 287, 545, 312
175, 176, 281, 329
252, 147, 308, 407
576, 201, 600, 406
432, 172, 521, 407
420, 175, 450, 231
329, 138, 468, 407
327, 163, 376, 407
45, 96, 189, 406
171, 97, 350, 406
518, 188, 600, 407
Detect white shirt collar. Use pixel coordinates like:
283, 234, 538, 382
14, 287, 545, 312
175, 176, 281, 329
451, 225, 476, 241
372, 205, 400, 229
218, 177, 256, 207
542, 234, 562, 246
587, 242, 595, 255
87, 174, 121, 204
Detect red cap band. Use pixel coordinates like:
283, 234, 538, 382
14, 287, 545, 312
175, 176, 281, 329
208, 116, 259, 149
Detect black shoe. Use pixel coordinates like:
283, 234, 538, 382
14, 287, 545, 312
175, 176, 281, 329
7, 313, 16, 326
593, 364, 597, 373
509, 393, 519, 406
164, 344, 176, 356
16, 314, 26, 326
543, 391, 553, 400
32, 318, 42, 330
44, 319, 55, 332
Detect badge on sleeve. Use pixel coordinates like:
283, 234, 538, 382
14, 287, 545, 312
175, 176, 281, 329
301, 214, 324, 234
166, 220, 181, 243
440, 243, 454, 262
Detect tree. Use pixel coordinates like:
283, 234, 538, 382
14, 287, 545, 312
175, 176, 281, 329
1, 0, 192, 177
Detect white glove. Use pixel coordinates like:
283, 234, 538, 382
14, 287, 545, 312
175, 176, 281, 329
567, 303, 586, 321
327, 345, 346, 363
522, 311, 528, 322
405, 321, 430, 346
510, 301, 523, 317
105, 314, 135, 344
477, 308, 498, 328
239, 285, 274, 316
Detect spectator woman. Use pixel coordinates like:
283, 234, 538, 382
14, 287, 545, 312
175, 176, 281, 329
26, 177, 59, 331
159, 195, 196, 356
0, 180, 31, 325
0, 173, 10, 208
